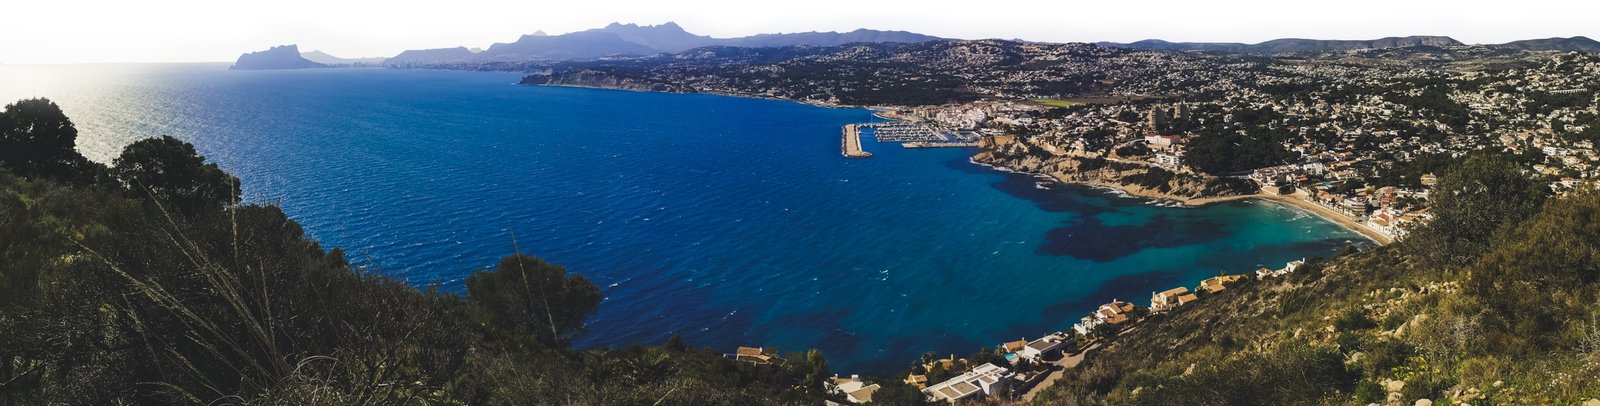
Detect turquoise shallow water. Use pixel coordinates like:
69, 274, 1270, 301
0, 64, 1366, 374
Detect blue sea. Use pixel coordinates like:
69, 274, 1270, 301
0, 64, 1366, 374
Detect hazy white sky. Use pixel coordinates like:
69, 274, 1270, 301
3, 0, 1596, 64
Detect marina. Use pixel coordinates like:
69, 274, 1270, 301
865, 122, 946, 143
841, 122, 984, 156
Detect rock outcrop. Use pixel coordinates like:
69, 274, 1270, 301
230, 45, 328, 70
972, 135, 1258, 203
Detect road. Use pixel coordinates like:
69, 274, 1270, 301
1020, 343, 1100, 402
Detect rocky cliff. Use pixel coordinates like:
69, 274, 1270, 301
972, 135, 1258, 203
230, 45, 328, 70
519, 69, 685, 93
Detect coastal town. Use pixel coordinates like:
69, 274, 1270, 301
726, 257, 1309, 404
622, 40, 1600, 404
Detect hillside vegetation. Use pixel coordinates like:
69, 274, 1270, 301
0, 98, 828, 405
1030, 154, 1600, 404
6, 94, 1600, 405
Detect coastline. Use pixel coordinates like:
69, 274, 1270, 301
533, 81, 1392, 246
969, 157, 1392, 246
1254, 191, 1392, 245
528, 83, 863, 109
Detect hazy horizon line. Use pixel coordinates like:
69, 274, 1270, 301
4, 27, 1596, 66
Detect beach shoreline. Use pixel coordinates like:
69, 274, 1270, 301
970, 157, 1392, 246
533, 81, 1393, 246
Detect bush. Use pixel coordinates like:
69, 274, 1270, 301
1335, 308, 1376, 331
1354, 380, 1385, 403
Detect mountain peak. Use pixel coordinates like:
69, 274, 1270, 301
231, 44, 327, 70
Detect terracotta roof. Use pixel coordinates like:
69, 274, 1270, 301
1003, 340, 1027, 352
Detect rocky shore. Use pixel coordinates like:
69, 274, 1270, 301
971, 134, 1259, 205
971, 134, 1395, 244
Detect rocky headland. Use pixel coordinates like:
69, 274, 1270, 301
972, 134, 1259, 205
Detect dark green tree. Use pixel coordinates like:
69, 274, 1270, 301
1408, 153, 1546, 269
465, 254, 602, 347
802, 349, 829, 391
0, 98, 103, 183
111, 135, 239, 215
665, 334, 690, 352
1463, 189, 1600, 353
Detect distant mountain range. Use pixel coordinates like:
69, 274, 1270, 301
1097, 35, 1600, 54
234, 27, 1600, 70
388, 22, 943, 66
1493, 36, 1600, 52
230, 45, 326, 70
299, 50, 386, 66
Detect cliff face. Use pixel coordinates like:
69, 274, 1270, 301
230, 45, 328, 70
972, 135, 1257, 203
519, 69, 683, 93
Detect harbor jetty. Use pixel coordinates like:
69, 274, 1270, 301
842, 124, 872, 158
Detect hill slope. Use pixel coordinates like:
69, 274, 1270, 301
1493, 36, 1600, 52
1099, 36, 1464, 54
0, 98, 831, 405
1027, 154, 1600, 404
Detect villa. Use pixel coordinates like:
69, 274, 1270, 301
922, 363, 1015, 403
1150, 287, 1198, 312
828, 375, 881, 404
904, 374, 928, 389
1018, 334, 1067, 361
1255, 259, 1307, 279
1000, 339, 1027, 354
904, 374, 929, 389
734, 346, 776, 364
1198, 274, 1248, 294
1073, 299, 1138, 335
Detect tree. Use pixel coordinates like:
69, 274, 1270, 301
1462, 189, 1600, 353
1407, 153, 1546, 269
665, 334, 690, 352
465, 254, 602, 347
1183, 131, 1294, 175
111, 135, 239, 215
803, 349, 829, 391
0, 98, 102, 183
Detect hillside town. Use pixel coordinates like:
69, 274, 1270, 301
524, 42, 1600, 247
779, 258, 1306, 404
625, 41, 1600, 404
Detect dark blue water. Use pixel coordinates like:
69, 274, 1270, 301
1, 64, 1366, 374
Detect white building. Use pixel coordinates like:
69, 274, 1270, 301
922, 363, 1014, 403
1154, 151, 1184, 170
1017, 335, 1066, 361
1072, 299, 1136, 335
1256, 259, 1306, 278
828, 375, 881, 404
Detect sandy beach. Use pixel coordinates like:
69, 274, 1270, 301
980, 161, 1394, 246
1252, 191, 1393, 245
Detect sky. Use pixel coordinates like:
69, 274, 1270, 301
3, 0, 1597, 64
